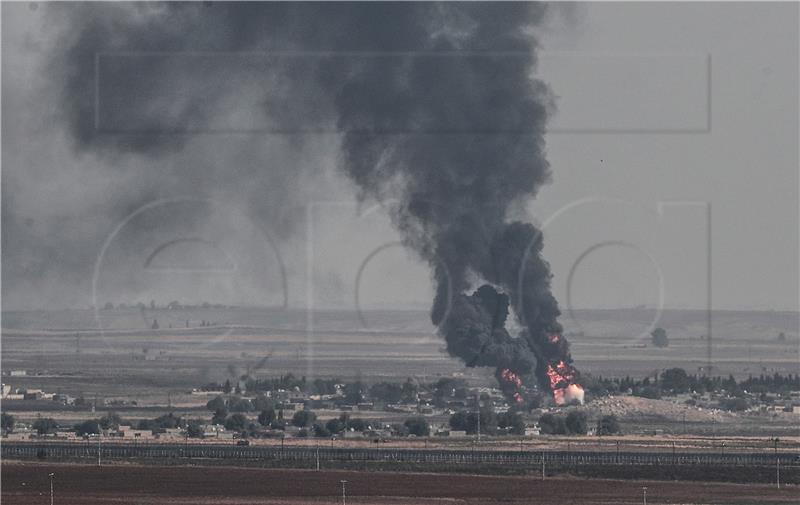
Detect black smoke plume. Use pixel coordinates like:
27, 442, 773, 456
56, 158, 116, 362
43, 2, 578, 401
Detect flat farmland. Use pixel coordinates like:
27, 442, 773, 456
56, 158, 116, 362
2, 462, 798, 505
2, 308, 798, 436
3, 308, 798, 389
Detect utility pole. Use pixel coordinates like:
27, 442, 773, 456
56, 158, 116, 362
340, 480, 348, 505
97, 434, 101, 466
315, 443, 320, 471
642, 486, 647, 505
541, 451, 545, 480
772, 437, 780, 489
476, 392, 481, 444
49, 473, 54, 505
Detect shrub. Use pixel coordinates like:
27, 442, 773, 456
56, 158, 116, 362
538, 413, 567, 435
291, 409, 316, 427
73, 419, 99, 436
596, 415, 621, 436
565, 411, 588, 435
403, 417, 430, 437
224, 413, 248, 432
34, 417, 59, 435
258, 408, 276, 426
206, 395, 226, 412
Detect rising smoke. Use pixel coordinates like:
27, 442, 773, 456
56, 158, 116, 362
13, 2, 580, 403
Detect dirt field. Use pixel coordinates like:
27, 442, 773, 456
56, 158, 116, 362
2, 462, 797, 505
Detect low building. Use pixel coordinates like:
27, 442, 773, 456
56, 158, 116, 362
118, 426, 154, 439
23, 389, 44, 400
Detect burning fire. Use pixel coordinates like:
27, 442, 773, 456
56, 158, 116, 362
547, 333, 560, 344
546, 359, 584, 406
499, 368, 525, 404
500, 368, 523, 388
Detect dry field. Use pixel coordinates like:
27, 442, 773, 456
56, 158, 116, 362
2, 462, 798, 505
2, 308, 798, 436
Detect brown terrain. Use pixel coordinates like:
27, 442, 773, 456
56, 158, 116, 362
2, 462, 797, 505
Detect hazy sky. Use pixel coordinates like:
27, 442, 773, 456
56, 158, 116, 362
2, 2, 797, 312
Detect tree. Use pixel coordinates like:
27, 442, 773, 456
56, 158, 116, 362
73, 419, 99, 436
344, 382, 363, 405
228, 396, 253, 412
720, 397, 749, 411
291, 410, 316, 427
326, 417, 345, 435
136, 419, 158, 431
33, 417, 59, 435
449, 409, 495, 435
253, 394, 273, 412
660, 368, 690, 393
449, 411, 469, 431
224, 413, 248, 432
433, 377, 466, 406
476, 407, 498, 435
401, 379, 418, 403
369, 382, 403, 404
403, 417, 430, 437
651, 327, 669, 348
565, 411, 588, 435
153, 413, 184, 429
206, 395, 226, 412
348, 418, 369, 432
211, 408, 228, 426
99, 412, 123, 430
258, 408, 276, 426
596, 415, 621, 436
498, 411, 525, 435
312, 423, 330, 438
2, 413, 15, 434
186, 419, 204, 438
538, 413, 567, 435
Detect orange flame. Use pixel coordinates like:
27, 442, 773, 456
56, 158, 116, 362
548, 334, 561, 344
499, 368, 525, 404
546, 360, 584, 406
500, 368, 523, 388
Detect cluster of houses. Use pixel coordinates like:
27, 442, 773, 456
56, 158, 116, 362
2, 383, 76, 405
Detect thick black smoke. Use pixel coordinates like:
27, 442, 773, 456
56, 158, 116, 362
329, 3, 578, 400
42, 2, 577, 399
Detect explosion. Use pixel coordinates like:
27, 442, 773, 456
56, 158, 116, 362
546, 359, 584, 405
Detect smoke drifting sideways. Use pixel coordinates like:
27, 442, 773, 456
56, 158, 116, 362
41, 2, 581, 404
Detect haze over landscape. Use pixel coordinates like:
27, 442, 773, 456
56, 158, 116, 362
1, 2, 798, 504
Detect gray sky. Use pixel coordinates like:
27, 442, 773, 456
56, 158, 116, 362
2, 2, 797, 312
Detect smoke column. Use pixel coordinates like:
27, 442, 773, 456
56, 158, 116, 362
330, 3, 582, 405
46, 2, 581, 404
